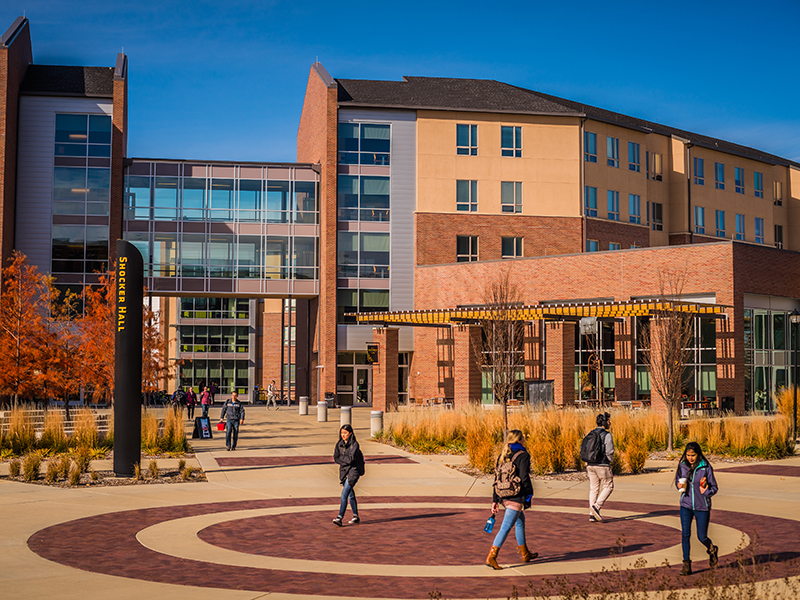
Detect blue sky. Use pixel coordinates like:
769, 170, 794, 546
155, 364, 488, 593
4, 0, 799, 163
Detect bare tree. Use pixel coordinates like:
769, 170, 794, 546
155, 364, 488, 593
474, 268, 527, 438
639, 270, 694, 451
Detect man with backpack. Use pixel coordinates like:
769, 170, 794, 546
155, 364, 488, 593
581, 412, 615, 522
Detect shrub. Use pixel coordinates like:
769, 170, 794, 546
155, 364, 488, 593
181, 465, 195, 480
133, 462, 142, 481
178, 458, 186, 471
73, 446, 91, 473
45, 461, 58, 483
624, 436, 649, 474
68, 465, 81, 486
90, 469, 99, 481
22, 453, 41, 481
9, 459, 21, 478
55, 455, 72, 479
148, 459, 159, 479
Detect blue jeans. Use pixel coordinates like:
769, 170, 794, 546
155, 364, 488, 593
680, 505, 712, 560
492, 508, 526, 548
338, 478, 358, 518
225, 419, 240, 449
202, 403, 209, 418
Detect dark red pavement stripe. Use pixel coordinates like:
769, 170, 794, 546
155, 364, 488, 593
27, 497, 800, 599
717, 464, 800, 478
215, 455, 416, 467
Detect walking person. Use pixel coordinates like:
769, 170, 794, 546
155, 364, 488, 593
186, 386, 196, 420
200, 386, 211, 418
332, 424, 365, 526
219, 391, 245, 451
583, 412, 615, 522
676, 441, 719, 575
485, 429, 538, 570
267, 380, 278, 410
209, 380, 218, 403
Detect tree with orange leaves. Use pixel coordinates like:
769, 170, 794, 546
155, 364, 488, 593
0, 252, 50, 407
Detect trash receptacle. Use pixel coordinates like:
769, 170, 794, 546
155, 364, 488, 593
317, 400, 328, 422
370, 410, 383, 438
299, 396, 308, 415
340, 405, 352, 427
325, 391, 336, 408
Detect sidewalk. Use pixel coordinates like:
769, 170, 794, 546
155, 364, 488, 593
2, 406, 800, 599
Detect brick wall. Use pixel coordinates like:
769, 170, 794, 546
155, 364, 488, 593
416, 213, 583, 265
547, 321, 576, 406
0, 20, 31, 271
585, 218, 650, 250
453, 324, 482, 409
372, 327, 398, 411
297, 64, 338, 402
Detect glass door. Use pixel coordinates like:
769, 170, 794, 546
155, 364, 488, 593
355, 366, 372, 406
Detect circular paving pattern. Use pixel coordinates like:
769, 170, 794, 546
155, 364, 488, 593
27, 496, 800, 599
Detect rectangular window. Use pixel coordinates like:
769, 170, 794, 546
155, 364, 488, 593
607, 136, 619, 167
755, 217, 764, 244
628, 141, 640, 172
456, 235, 478, 262
609, 242, 621, 251
501, 126, 521, 157
584, 131, 597, 162
754, 171, 763, 198
584, 186, 597, 217
695, 206, 705, 234
651, 152, 663, 181
501, 181, 522, 213
775, 225, 783, 249
587, 240, 599, 252
774, 181, 783, 205
607, 190, 619, 220
735, 213, 745, 240
715, 162, 725, 190
735, 167, 745, 194
501, 237, 523, 258
715, 210, 726, 237
338, 122, 391, 166
652, 202, 663, 231
456, 124, 478, 155
456, 180, 478, 212
628, 194, 641, 224
694, 157, 704, 185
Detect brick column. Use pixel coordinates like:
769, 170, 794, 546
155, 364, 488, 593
547, 321, 576, 406
525, 321, 544, 380
454, 324, 482, 409
372, 327, 399, 412
648, 317, 668, 414
614, 318, 634, 403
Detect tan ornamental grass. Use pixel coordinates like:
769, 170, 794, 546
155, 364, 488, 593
141, 410, 160, 453
40, 410, 68, 453
8, 406, 36, 454
72, 409, 99, 449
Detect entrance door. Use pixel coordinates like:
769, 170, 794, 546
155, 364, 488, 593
355, 366, 372, 406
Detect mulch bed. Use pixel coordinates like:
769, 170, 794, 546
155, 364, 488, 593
3, 467, 206, 487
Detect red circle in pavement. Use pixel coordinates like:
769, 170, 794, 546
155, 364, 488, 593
198, 506, 676, 565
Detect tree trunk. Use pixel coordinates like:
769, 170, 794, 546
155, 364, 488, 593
502, 399, 508, 439
667, 401, 674, 451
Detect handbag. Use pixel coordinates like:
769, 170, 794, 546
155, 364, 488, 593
217, 421, 226, 431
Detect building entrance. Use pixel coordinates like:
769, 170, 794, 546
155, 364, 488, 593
336, 357, 373, 407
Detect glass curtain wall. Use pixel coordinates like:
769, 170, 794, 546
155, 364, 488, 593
744, 308, 794, 412
574, 319, 616, 401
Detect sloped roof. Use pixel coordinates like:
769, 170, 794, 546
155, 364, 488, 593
337, 75, 798, 168
20, 65, 114, 98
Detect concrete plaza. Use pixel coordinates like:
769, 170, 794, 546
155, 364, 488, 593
2, 406, 800, 599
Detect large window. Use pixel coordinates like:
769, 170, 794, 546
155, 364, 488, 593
501, 237, 523, 258
735, 213, 745, 240
501, 126, 522, 157
735, 167, 745, 194
337, 289, 390, 323
584, 131, 597, 162
695, 206, 705, 234
457, 180, 478, 212
607, 190, 619, 221
338, 175, 390, 222
715, 210, 726, 237
457, 124, 478, 155
456, 235, 478, 262
715, 162, 725, 190
180, 297, 249, 319
628, 142, 640, 172
338, 122, 390, 165
629, 194, 641, 224
607, 136, 619, 167
179, 359, 250, 396
584, 186, 597, 217
501, 182, 522, 213
338, 231, 390, 279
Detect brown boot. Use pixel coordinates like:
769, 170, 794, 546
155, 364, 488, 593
680, 560, 692, 576
485, 546, 501, 570
517, 544, 539, 563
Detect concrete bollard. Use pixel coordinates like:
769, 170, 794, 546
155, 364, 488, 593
299, 396, 308, 415
317, 400, 328, 422
370, 410, 384, 438
340, 405, 352, 427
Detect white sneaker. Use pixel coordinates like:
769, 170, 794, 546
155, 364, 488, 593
590, 505, 603, 521
348, 515, 360, 524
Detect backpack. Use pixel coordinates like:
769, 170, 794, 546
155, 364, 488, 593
493, 451, 523, 498
580, 429, 606, 464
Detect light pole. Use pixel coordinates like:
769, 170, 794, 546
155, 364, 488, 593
789, 309, 800, 443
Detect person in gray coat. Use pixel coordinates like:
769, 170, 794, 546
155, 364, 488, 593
586, 412, 615, 522
332, 424, 365, 526
219, 391, 245, 451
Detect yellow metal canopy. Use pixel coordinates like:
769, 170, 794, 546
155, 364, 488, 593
351, 299, 729, 326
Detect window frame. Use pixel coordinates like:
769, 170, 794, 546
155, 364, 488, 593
607, 136, 619, 168
584, 186, 598, 217
628, 141, 640, 172
501, 236, 523, 259
456, 235, 478, 262
607, 190, 619, 221
651, 202, 663, 231
456, 124, 478, 156
584, 131, 597, 163
628, 194, 641, 224
694, 157, 704, 185
501, 181, 522, 213
735, 213, 745, 241
456, 180, 478, 212
755, 217, 764, 244
715, 162, 725, 190
501, 126, 522, 158
694, 205, 705, 234
587, 239, 599, 252
715, 210, 726, 238
735, 167, 745, 194
754, 171, 763, 198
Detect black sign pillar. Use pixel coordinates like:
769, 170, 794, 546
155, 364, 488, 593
114, 240, 143, 477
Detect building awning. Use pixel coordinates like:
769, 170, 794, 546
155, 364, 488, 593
351, 299, 730, 326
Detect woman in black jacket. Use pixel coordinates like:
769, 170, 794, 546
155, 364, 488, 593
486, 429, 538, 569
333, 424, 365, 526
